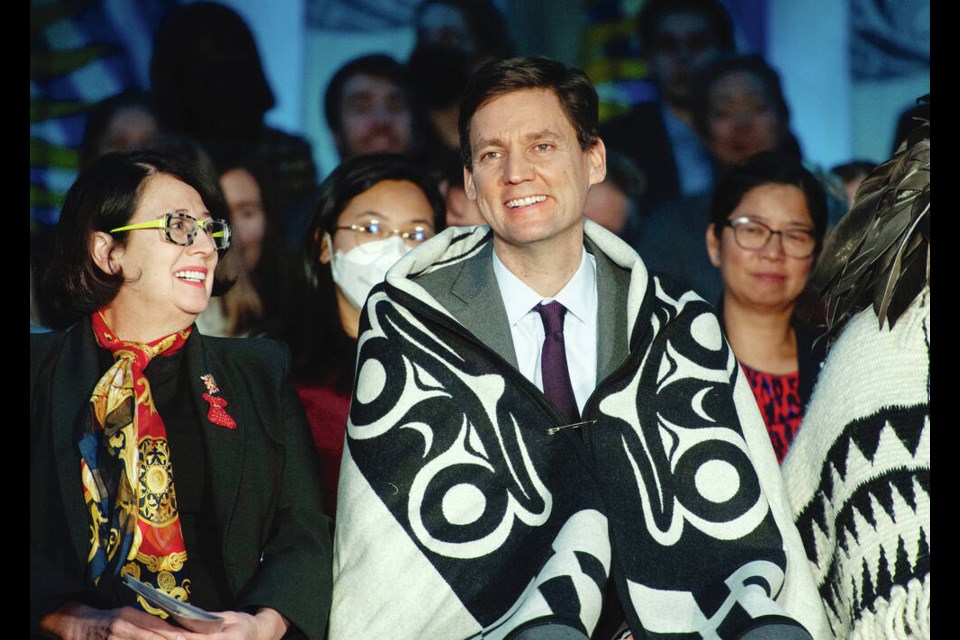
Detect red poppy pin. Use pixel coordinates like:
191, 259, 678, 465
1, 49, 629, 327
200, 374, 237, 429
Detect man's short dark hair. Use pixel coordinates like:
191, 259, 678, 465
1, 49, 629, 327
637, 0, 735, 58
323, 53, 409, 136
457, 56, 599, 169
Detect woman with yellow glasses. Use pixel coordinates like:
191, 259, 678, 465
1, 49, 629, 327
31, 149, 332, 639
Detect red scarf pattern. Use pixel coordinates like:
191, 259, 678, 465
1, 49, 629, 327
81, 308, 193, 613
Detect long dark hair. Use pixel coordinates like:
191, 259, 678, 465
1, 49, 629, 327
203, 138, 299, 336
282, 153, 446, 390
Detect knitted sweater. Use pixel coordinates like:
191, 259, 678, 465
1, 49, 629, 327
781, 286, 930, 639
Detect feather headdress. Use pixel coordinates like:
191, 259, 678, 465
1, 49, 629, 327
813, 95, 930, 340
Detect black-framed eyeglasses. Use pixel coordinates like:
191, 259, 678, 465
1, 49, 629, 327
111, 212, 231, 251
722, 216, 816, 258
336, 219, 434, 246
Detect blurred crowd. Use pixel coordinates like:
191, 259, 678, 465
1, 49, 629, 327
30, 1, 930, 639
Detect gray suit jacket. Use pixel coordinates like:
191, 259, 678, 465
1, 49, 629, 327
415, 235, 632, 387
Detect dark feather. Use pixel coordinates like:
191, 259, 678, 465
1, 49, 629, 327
813, 98, 929, 340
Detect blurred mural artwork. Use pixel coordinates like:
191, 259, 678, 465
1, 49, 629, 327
850, 0, 929, 81
306, 0, 419, 30
29, 0, 174, 231
578, 0, 766, 124
579, 0, 653, 123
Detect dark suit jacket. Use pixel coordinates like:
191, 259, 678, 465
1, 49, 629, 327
30, 318, 332, 639
600, 102, 707, 218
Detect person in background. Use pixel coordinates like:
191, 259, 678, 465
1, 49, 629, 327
278, 153, 445, 521
438, 154, 485, 227
638, 53, 845, 306
406, 0, 516, 172
582, 150, 645, 249
33, 90, 162, 330
149, 1, 318, 243
204, 142, 300, 338
781, 106, 929, 640
78, 90, 159, 171
31, 149, 331, 639
285, 53, 434, 251
329, 55, 826, 640
600, 0, 735, 218
705, 151, 828, 463
830, 158, 877, 209
323, 53, 420, 163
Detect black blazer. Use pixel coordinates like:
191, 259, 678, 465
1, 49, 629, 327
600, 102, 689, 217
30, 318, 332, 639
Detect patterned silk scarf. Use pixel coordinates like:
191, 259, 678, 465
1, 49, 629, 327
79, 308, 193, 610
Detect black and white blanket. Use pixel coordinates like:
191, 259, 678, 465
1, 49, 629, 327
330, 223, 824, 639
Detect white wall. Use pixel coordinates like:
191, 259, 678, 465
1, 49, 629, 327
767, 0, 929, 168
766, 0, 852, 170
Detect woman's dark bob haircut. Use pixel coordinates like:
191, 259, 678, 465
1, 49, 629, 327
37, 149, 231, 330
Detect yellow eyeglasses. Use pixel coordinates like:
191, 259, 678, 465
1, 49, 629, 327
111, 212, 231, 250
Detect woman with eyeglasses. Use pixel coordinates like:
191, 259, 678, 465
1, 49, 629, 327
705, 151, 828, 463
637, 53, 847, 308
31, 150, 331, 639
279, 153, 445, 521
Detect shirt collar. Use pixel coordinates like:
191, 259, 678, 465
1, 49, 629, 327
492, 246, 596, 327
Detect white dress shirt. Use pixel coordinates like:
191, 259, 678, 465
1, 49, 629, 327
491, 247, 598, 415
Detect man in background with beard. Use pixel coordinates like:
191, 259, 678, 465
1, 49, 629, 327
324, 53, 420, 162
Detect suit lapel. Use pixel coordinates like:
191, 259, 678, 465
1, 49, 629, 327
588, 237, 630, 381
445, 242, 518, 369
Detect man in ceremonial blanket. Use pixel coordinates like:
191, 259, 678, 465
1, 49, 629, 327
330, 55, 827, 640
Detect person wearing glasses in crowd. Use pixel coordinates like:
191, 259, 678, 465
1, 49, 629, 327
278, 153, 445, 521
705, 151, 828, 463
30, 150, 332, 639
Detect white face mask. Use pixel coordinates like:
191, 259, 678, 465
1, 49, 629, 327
328, 234, 411, 310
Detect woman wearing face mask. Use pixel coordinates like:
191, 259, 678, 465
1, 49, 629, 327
278, 153, 445, 521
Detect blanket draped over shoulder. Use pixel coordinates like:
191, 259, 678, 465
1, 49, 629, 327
331, 223, 824, 639
782, 287, 930, 639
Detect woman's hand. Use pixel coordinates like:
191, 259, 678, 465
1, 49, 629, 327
40, 603, 290, 640
179, 608, 290, 640
39, 601, 186, 639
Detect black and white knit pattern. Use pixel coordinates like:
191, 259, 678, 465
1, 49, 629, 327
782, 286, 930, 639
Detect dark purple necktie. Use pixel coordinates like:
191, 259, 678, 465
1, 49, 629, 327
534, 301, 580, 423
